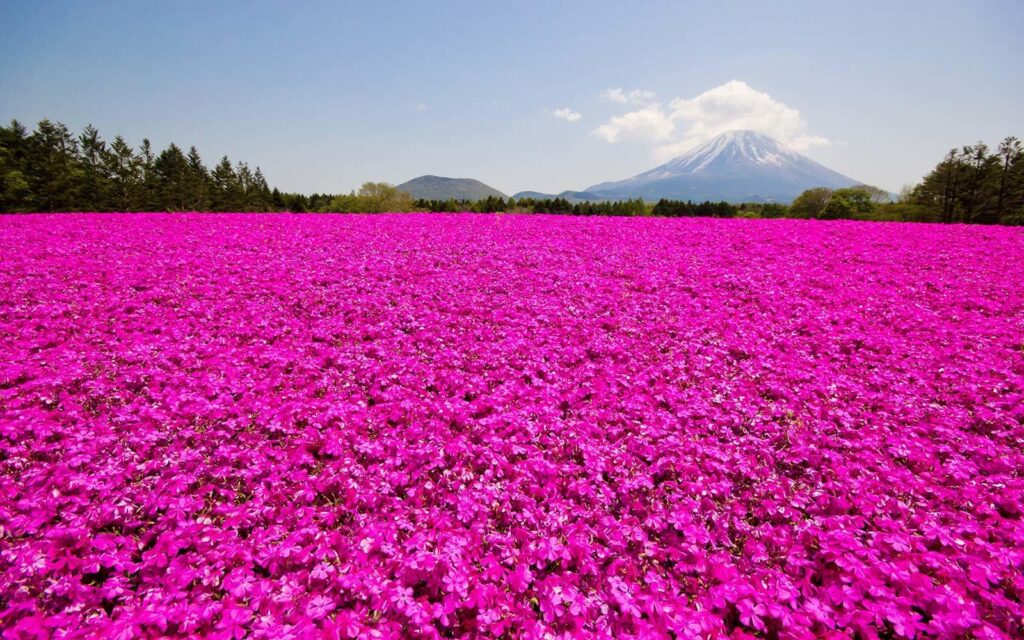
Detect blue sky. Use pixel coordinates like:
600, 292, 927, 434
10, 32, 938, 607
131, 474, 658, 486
2, 0, 1022, 195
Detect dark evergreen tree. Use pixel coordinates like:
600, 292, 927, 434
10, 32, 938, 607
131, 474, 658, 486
106, 136, 142, 211
211, 156, 243, 211
138, 138, 156, 211
0, 120, 32, 212
185, 146, 211, 211
152, 143, 191, 211
995, 137, 1023, 219
27, 119, 82, 211
77, 125, 111, 211
249, 167, 272, 211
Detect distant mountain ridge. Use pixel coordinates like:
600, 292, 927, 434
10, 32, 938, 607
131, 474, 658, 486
401, 131, 861, 205
511, 190, 615, 203
396, 175, 507, 200
583, 130, 859, 203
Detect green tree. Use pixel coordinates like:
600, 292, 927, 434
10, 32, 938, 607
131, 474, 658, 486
789, 187, 833, 218
0, 120, 32, 212
995, 136, 1023, 219
27, 119, 82, 211
853, 184, 891, 205
357, 182, 413, 213
77, 124, 112, 211
185, 146, 211, 210
152, 143, 191, 211
138, 138, 156, 210
211, 156, 243, 211
822, 187, 874, 219
327, 191, 359, 212
106, 136, 143, 210
958, 143, 998, 223
247, 167, 272, 211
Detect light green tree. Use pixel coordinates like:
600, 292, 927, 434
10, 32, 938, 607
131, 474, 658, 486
356, 182, 414, 213
789, 187, 832, 218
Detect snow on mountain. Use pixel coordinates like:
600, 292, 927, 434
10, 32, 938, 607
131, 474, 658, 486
586, 130, 859, 203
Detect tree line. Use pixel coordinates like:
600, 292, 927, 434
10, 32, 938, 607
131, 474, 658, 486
2, 119, 1021, 224
781, 138, 1023, 225
909, 138, 1023, 224
0, 119, 277, 212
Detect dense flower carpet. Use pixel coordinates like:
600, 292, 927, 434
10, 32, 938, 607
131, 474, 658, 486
1, 214, 1022, 638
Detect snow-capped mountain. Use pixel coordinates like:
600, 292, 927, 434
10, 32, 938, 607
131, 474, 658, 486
585, 130, 859, 203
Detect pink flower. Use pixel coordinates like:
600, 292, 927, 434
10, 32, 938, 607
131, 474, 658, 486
305, 595, 335, 620
1, 214, 1021, 638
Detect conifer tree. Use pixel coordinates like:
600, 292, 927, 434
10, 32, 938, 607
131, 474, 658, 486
106, 136, 142, 211
78, 124, 110, 211
0, 120, 31, 212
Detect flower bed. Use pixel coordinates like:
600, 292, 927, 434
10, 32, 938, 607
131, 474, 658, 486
1, 213, 1022, 638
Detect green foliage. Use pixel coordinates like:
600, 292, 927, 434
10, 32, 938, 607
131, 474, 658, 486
650, 199, 735, 218
760, 203, 789, 218
735, 202, 789, 219
358, 182, 414, 213
789, 187, 833, 218
871, 203, 938, 223
324, 183, 414, 213
0, 119, 275, 213
790, 184, 930, 222
911, 137, 1023, 224
822, 187, 875, 220
3, 118, 1021, 225
0, 120, 31, 212
853, 184, 892, 205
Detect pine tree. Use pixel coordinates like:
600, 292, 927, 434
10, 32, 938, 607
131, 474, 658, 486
27, 119, 83, 211
236, 162, 255, 211
995, 137, 1023, 219
185, 146, 211, 210
0, 120, 32, 212
211, 156, 243, 211
152, 143, 191, 211
78, 124, 111, 211
106, 136, 142, 211
270, 187, 286, 211
139, 139, 156, 211
959, 143, 997, 223
250, 167, 272, 212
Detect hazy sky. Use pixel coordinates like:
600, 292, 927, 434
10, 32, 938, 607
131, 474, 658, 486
2, 0, 1022, 195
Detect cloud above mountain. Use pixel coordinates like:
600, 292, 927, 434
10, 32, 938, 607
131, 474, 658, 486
591, 104, 673, 143
602, 88, 656, 105
592, 81, 830, 160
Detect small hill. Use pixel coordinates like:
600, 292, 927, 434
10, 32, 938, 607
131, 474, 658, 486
511, 190, 614, 203
397, 175, 507, 200
511, 190, 555, 200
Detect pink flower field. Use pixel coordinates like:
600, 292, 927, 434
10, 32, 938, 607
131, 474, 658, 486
1, 213, 1023, 639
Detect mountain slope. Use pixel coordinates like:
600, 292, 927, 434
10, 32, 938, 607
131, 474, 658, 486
511, 190, 612, 203
586, 130, 859, 203
397, 175, 507, 200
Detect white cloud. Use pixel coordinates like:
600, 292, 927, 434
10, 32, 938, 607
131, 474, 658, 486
591, 104, 673, 143
592, 80, 831, 160
602, 88, 656, 105
414, 103, 429, 111
552, 107, 582, 123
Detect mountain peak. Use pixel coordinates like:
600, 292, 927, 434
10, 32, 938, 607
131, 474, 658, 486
396, 175, 507, 200
715, 129, 777, 141
661, 130, 799, 174
584, 130, 859, 203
